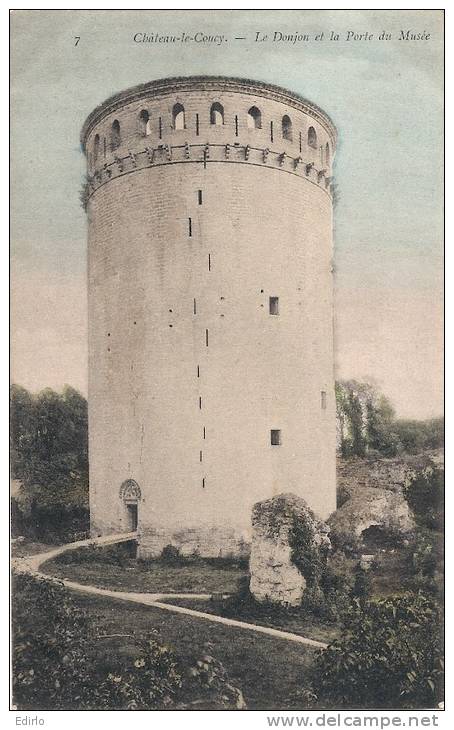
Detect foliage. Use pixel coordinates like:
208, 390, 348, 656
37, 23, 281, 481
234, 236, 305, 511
10, 384, 89, 541
335, 380, 443, 459
336, 382, 367, 458
185, 649, 247, 709
393, 417, 444, 454
289, 514, 330, 588
96, 634, 181, 710
13, 572, 96, 709
313, 593, 444, 709
13, 572, 247, 711
160, 544, 182, 563
13, 572, 185, 710
403, 467, 444, 530
366, 395, 400, 457
54, 541, 136, 566
289, 518, 365, 622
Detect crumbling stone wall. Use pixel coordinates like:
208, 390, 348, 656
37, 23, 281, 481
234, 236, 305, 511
336, 449, 443, 506
249, 492, 330, 607
329, 487, 415, 553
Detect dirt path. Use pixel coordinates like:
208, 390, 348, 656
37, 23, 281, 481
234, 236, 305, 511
12, 532, 327, 650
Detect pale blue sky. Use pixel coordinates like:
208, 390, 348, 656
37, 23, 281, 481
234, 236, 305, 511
11, 9, 444, 418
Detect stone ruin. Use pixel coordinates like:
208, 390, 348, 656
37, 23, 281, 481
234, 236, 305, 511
249, 492, 330, 607
328, 486, 415, 553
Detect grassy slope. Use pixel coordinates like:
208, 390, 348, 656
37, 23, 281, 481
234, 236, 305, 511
42, 556, 247, 594
158, 596, 339, 644
71, 591, 318, 710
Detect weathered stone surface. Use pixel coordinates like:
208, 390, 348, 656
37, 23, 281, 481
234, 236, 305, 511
329, 486, 415, 551
337, 449, 444, 503
249, 492, 330, 607
137, 525, 250, 559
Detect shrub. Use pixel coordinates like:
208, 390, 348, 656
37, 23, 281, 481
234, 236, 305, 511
313, 593, 444, 709
160, 544, 181, 563
12, 572, 182, 710
394, 418, 444, 453
95, 633, 181, 710
185, 649, 247, 709
404, 467, 444, 529
13, 573, 95, 709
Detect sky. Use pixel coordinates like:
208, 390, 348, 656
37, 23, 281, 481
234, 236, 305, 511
10, 9, 444, 419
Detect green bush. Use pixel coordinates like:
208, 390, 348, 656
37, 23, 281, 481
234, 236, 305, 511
160, 544, 181, 563
313, 593, 444, 709
12, 572, 181, 710
404, 467, 444, 529
13, 573, 96, 709
403, 530, 443, 597
10, 384, 90, 543
394, 418, 444, 454
95, 634, 181, 710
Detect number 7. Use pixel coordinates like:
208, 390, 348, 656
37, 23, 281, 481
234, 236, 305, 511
74, 36, 80, 46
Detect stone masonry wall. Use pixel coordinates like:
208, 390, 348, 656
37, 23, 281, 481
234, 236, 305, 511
84, 77, 337, 556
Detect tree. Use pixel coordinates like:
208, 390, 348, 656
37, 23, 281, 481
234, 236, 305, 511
366, 394, 400, 456
393, 418, 444, 454
10, 384, 89, 540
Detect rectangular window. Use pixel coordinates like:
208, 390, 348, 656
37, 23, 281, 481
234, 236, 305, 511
200, 450, 203, 462
235, 115, 239, 137
197, 365, 200, 378
208, 253, 211, 271
188, 218, 192, 237
271, 429, 281, 446
202, 477, 205, 489
203, 426, 206, 439
199, 396, 202, 409
270, 121, 274, 143
269, 296, 279, 315
198, 189, 203, 205
205, 329, 209, 346
196, 113, 200, 136
321, 391, 327, 410
194, 298, 197, 315
158, 117, 162, 139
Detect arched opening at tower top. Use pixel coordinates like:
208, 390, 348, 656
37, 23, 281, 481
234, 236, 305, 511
308, 125, 317, 149
139, 109, 151, 136
173, 103, 186, 130
93, 134, 100, 165
282, 115, 293, 141
247, 106, 262, 129
210, 102, 224, 126
111, 119, 121, 150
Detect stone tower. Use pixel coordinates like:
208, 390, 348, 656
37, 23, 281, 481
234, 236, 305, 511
81, 76, 337, 558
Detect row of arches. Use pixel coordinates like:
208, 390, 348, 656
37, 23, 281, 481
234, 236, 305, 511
91, 103, 330, 165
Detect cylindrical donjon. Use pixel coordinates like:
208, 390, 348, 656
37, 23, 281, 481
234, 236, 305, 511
81, 76, 337, 558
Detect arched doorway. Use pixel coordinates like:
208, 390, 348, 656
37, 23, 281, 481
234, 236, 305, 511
119, 479, 141, 531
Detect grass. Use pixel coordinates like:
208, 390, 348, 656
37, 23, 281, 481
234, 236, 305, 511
11, 539, 58, 558
159, 596, 339, 644
41, 543, 339, 644
69, 590, 320, 710
42, 547, 247, 594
